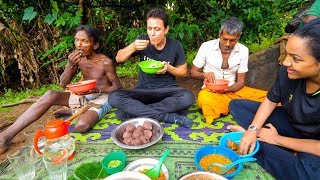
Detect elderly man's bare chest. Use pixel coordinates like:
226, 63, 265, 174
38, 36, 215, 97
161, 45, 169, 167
221, 53, 231, 69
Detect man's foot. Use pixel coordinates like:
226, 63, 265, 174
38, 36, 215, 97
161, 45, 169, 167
227, 125, 246, 132
0, 138, 10, 155
52, 108, 72, 119
167, 113, 193, 128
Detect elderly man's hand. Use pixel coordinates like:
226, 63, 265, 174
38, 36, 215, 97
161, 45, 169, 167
68, 50, 82, 67
204, 72, 215, 83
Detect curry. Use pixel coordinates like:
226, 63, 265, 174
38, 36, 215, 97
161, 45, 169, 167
227, 139, 241, 154
199, 154, 235, 174
139, 169, 166, 180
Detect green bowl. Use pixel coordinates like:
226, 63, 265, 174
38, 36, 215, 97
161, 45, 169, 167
101, 151, 126, 175
139, 60, 164, 74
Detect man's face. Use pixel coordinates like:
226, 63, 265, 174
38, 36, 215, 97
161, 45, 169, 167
219, 31, 240, 53
74, 30, 95, 56
147, 17, 169, 46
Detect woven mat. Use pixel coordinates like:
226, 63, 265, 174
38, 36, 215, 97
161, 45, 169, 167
1, 103, 274, 179
1, 141, 274, 180
68, 103, 237, 144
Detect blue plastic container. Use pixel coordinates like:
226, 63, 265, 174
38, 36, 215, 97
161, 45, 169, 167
194, 145, 242, 179
219, 132, 260, 159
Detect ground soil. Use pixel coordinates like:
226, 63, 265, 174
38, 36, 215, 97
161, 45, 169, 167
0, 77, 202, 163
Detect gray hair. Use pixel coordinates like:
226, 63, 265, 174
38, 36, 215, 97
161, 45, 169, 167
219, 17, 243, 36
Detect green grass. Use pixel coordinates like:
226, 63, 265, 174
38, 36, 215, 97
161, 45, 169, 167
0, 84, 62, 112
115, 60, 139, 78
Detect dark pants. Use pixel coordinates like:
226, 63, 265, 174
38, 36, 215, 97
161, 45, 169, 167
108, 87, 195, 121
229, 99, 320, 180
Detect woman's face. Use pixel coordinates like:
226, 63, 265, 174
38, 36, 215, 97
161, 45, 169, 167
147, 17, 169, 47
283, 35, 320, 79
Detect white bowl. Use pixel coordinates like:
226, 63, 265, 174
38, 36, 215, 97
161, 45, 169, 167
178, 171, 227, 180
111, 117, 164, 149
124, 158, 169, 180
104, 171, 150, 180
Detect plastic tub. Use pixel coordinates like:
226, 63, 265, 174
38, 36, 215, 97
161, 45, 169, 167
194, 145, 242, 179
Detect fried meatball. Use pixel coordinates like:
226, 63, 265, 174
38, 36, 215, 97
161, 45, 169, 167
143, 121, 153, 130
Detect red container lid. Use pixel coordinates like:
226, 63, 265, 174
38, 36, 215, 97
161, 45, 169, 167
44, 120, 69, 139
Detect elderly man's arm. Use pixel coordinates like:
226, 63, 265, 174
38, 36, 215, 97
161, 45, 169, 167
226, 72, 246, 92
190, 65, 205, 79
60, 50, 82, 88
100, 58, 121, 93
60, 64, 78, 88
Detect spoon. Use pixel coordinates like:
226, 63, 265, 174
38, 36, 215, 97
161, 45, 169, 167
144, 149, 171, 178
208, 157, 256, 175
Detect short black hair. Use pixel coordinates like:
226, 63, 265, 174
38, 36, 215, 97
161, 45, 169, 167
75, 25, 100, 44
146, 8, 169, 28
293, 18, 320, 62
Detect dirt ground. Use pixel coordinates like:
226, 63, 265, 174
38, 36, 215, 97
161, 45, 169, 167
0, 77, 202, 163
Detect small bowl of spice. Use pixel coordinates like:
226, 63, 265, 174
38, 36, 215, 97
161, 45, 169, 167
101, 151, 126, 175
219, 132, 260, 159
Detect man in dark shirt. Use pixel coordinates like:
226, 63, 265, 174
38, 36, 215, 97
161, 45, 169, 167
109, 8, 194, 127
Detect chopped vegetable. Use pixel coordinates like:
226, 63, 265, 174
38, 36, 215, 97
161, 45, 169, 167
107, 160, 121, 168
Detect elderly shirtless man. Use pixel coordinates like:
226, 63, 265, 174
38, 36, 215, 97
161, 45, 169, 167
0, 25, 120, 154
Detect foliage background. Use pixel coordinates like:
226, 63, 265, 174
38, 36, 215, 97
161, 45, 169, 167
0, 0, 311, 92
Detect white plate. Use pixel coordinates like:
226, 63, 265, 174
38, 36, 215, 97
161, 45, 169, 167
124, 158, 169, 180
104, 171, 150, 180
178, 171, 227, 180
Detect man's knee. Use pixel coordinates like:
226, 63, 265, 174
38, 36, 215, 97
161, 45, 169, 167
74, 119, 92, 133
74, 113, 98, 133
41, 90, 61, 103
180, 89, 195, 107
228, 99, 237, 111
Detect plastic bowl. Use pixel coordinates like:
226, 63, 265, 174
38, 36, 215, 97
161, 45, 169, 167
66, 79, 97, 94
178, 171, 227, 180
204, 79, 229, 91
101, 151, 126, 175
219, 132, 260, 159
138, 60, 164, 74
194, 145, 242, 179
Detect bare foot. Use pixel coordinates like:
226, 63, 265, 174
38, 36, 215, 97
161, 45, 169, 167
52, 108, 72, 119
0, 138, 10, 155
227, 125, 246, 132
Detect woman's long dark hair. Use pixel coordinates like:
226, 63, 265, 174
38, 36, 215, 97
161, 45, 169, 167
293, 18, 320, 62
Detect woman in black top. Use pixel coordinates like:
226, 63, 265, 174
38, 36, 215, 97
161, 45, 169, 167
227, 18, 320, 180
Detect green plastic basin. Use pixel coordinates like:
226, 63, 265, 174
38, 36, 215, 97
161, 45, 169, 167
139, 60, 164, 74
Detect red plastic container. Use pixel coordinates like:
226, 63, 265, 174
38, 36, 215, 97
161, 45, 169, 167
204, 79, 229, 91
67, 79, 97, 94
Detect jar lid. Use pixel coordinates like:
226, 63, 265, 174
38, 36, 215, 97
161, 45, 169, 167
45, 120, 69, 139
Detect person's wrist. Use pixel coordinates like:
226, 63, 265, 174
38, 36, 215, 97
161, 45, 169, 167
248, 124, 259, 133
204, 72, 207, 79
128, 43, 136, 51
96, 88, 102, 93
67, 63, 76, 69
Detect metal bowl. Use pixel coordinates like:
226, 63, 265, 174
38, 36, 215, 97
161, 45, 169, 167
178, 171, 227, 180
111, 117, 164, 149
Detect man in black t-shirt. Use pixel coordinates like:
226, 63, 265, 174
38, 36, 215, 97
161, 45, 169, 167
108, 8, 194, 127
